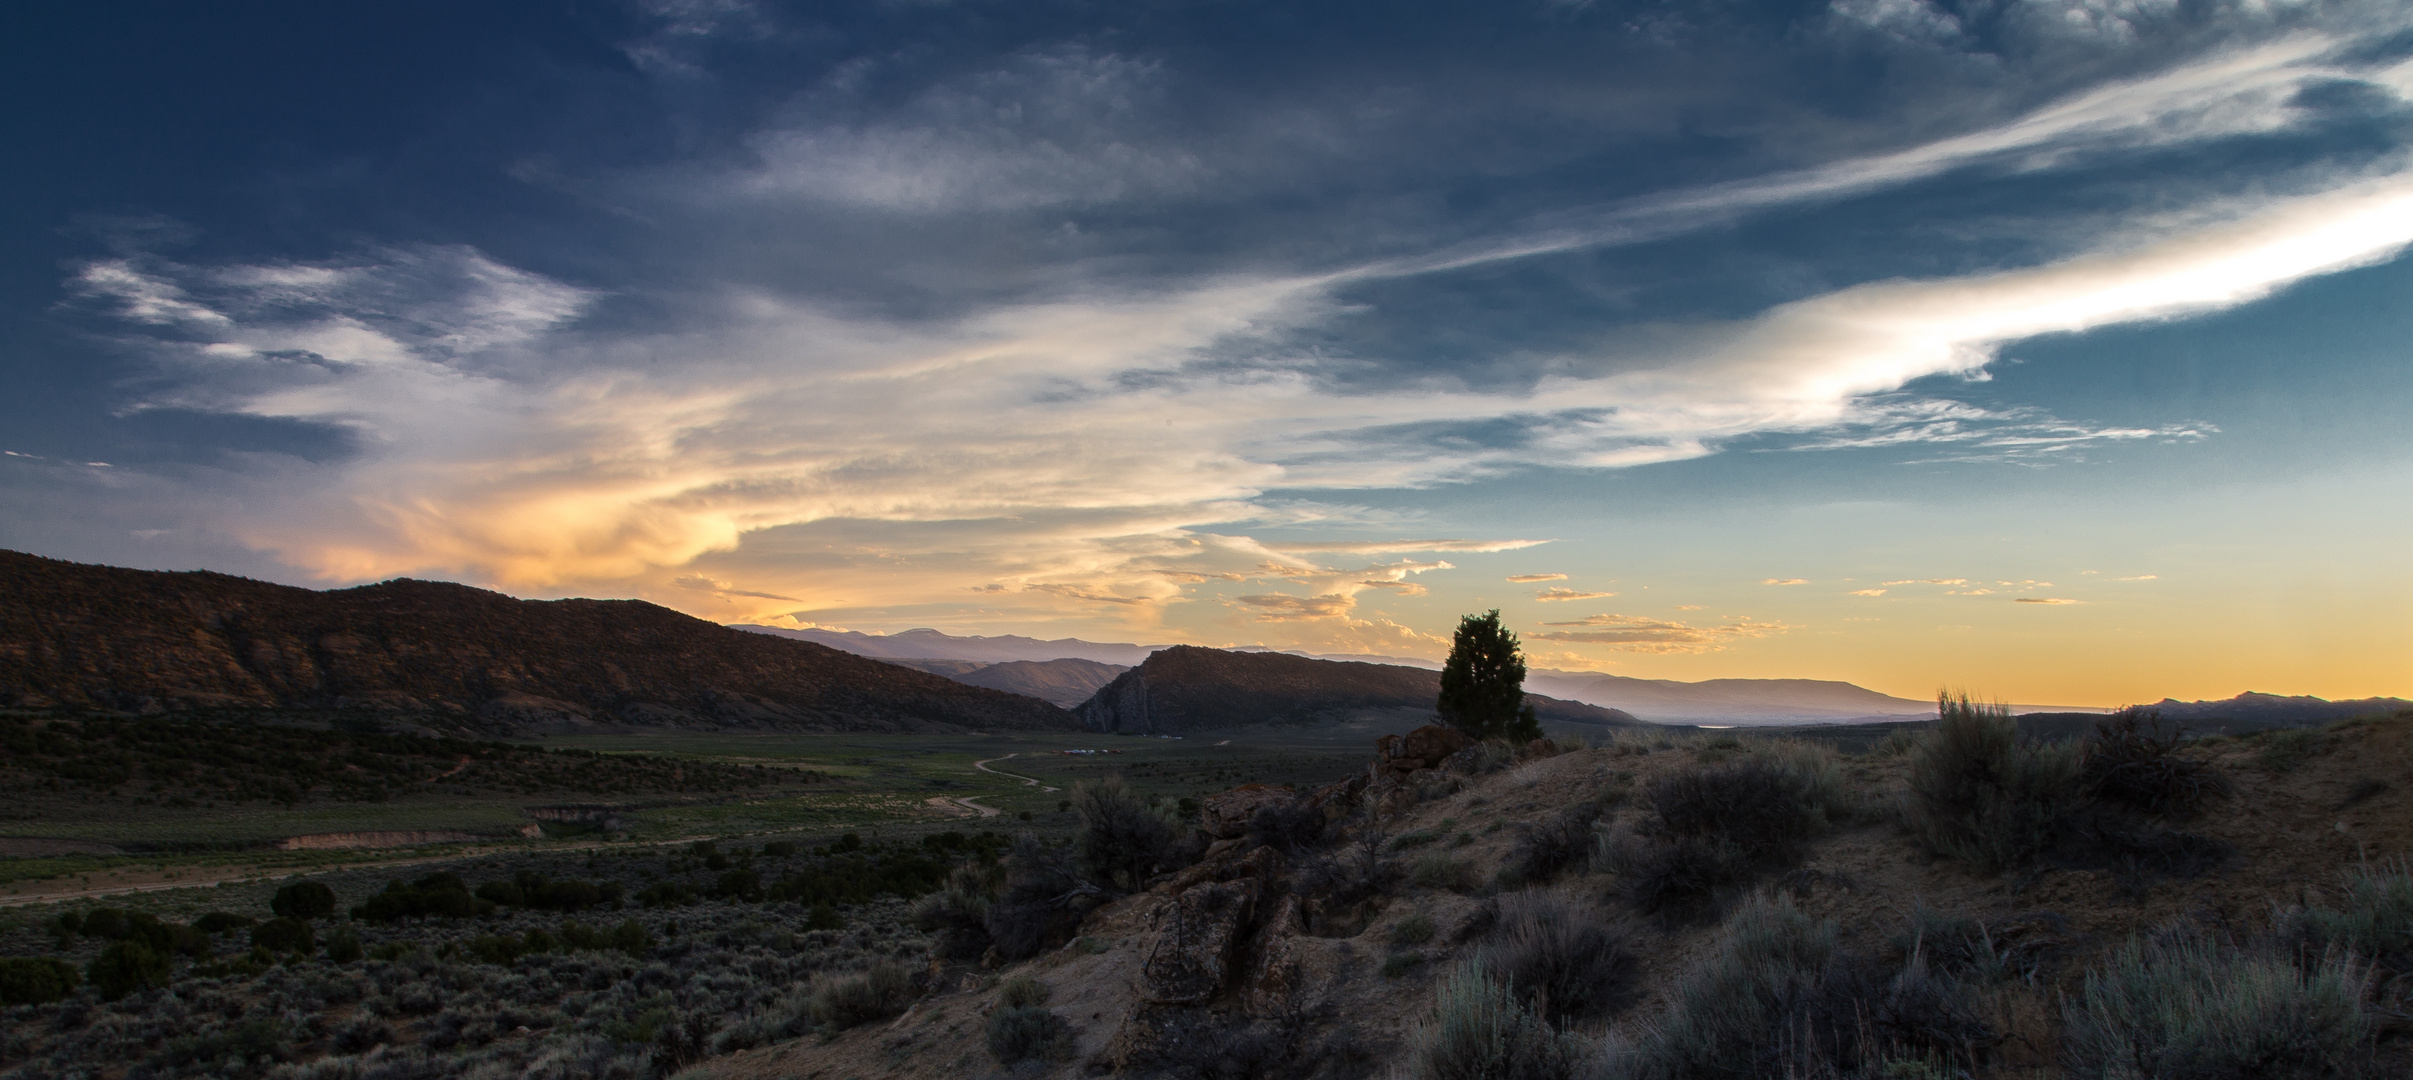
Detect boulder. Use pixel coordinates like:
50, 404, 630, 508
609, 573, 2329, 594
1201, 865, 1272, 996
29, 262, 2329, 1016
1306, 773, 1368, 819
1403, 723, 1474, 763
1141, 877, 1260, 1004
1243, 893, 1306, 1015
1201, 783, 1298, 839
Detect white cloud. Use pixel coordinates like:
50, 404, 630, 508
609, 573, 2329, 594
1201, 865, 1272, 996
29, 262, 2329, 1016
1535, 587, 1616, 602
61, 21, 2413, 651
1265, 539, 1552, 554
1762, 578, 1810, 585
1829, 0, 1965, 44
1850, 588, 1888, 596
2015, 597, 2082, 604
736, 47, 1206, 212
1506, 573, 1567, 583
1373, 31, 2404, 279
1529, 613, 1791, 653
1234, 593, 1354, 620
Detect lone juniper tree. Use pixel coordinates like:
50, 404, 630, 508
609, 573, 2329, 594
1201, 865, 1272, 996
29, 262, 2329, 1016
1438, 609, 1541, 742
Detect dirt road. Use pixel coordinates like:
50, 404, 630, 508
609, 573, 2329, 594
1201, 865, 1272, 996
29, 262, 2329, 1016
972, 753, 1059, 793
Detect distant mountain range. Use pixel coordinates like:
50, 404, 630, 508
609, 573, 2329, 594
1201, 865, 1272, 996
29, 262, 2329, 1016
1076, 646, 1644, 735
0, 551, 1074, 734
1522, 670, 1935, 723
734, 624, 1945, 723
2147, 691, 2413, 727
733, 625, 1165, 665
877, 657, 1128, 709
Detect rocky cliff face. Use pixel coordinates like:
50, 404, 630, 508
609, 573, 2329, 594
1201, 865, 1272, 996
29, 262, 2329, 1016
0, 550, 1076, 734
1073, 645, 1642, 734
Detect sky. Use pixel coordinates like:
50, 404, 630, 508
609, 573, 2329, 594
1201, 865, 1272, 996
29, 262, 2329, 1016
4, 1, 2411, 707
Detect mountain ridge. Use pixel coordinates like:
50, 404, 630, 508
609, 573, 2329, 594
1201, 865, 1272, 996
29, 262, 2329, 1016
0, 551, 1075, 734
1075, 645, 1645, 735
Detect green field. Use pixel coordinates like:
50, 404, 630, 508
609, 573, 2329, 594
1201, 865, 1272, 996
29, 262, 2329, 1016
0, 711, 1413, 901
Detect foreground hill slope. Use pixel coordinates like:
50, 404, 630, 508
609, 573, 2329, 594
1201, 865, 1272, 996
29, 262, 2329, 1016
0, 550, 1074, 733
1076, 644, 1644, 733
714, 709, 2413, 1080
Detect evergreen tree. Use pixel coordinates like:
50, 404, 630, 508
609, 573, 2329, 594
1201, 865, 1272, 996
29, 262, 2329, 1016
1437, 610, 1541, 741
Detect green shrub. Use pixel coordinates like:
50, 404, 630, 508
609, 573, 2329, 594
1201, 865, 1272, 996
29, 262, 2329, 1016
2256, 728, 2321, 772
557, 919, 651, 956
1385, 953, 1428, 979
77, 907, 126, 940
2278, 858, 2413, 981
1603, 752, 1840, 917
68, 907, 202, 956
1392, 828, 1445, 851
1074, 775, 1182, 892
0, 956, 81, 1005
1391, 912, 1438, 946
808, 962, 915, 1031
271, 881, 337, 920
324, 924, 365, 964
1247, 796, 1328, 853
250, 916, 315, 954
88, 940, 171, 1001
192, 911, 254, 935
2081, 707, 2231, 818
908, 866, 994, 960
986, 1004, 1075, 1064
997, 973, 1048, 1008
1502, 803, 1604, 887
1874, 726, 1925, 758
762, 840, 798, 857
1412, 855, 1478, 892
805, 901, 844, 930
1412, 959, 1591, 1080
2063, 933, 2372, 1080
715, 868, 762, 901
1895, 903, 2012, 984
1902, 693, 2079, 872
1485, 889, 1632, 1023
1604, 895, 1991, 1080
987, 834, 1087, 959
467, 933, 529, 965
351, 873, 478, 922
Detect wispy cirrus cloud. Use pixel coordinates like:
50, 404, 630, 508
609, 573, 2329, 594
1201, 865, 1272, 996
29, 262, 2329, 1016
1535, 587, 1616, 602
1505, 573, 1567, 583
1529, 613, 1791, 653
47, 14, 2413, 660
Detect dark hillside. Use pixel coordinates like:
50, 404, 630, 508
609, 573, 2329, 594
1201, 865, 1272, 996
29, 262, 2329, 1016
0, 551, 1074, 734
1075, 645, 1643, 734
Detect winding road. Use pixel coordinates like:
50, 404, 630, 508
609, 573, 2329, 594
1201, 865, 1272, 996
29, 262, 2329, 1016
973, 753, 1060, 793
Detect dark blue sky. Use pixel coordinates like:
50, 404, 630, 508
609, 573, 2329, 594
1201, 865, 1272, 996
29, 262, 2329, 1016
5, 0, 2410, 702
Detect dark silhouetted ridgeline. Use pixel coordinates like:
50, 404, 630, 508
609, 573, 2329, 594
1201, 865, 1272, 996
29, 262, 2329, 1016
1075, 644, 1644, 734
0, 550, 1074, 734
